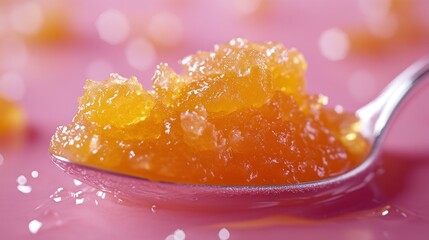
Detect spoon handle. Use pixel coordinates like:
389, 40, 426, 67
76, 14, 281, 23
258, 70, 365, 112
357, 57, 429, 142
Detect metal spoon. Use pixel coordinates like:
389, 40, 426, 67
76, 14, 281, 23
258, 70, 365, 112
51, 58, 429, 210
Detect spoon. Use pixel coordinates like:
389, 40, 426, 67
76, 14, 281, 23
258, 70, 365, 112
51, 58, 429, 210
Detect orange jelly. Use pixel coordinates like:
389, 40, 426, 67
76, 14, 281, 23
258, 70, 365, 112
0, 96, 25, 137
50, 39, 369, 186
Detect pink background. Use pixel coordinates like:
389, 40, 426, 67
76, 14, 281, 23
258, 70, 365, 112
1, 0, 429, 239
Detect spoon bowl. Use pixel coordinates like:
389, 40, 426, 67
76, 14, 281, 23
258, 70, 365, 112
51, 153, 376, 210
51, 58, 429, 210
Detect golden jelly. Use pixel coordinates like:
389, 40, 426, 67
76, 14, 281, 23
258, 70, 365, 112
50, 39, 369, 186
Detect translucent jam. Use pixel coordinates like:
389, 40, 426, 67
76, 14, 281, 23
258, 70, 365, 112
50, 39, 369, 186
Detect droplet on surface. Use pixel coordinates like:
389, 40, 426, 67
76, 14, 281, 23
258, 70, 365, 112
96, 190, 106, 199
151, 205, 157, 214
126, 38, 156, 71
148, 12, 183, 47
165, 229, 186, 240
377, 205, 410, 221
75, 198, 85, 205
28, 219, 43, 234
17, 174, 32, 193
17, 175, 27, 185
96, 9, 130, 45
46, 186, 118, 208
17, 185, 32, 193
0, 153, 4, 166
319, 28, 350, 61
174, 229, 186, 240
73, 179, 82, 186
50, 187, 70, 203
218, 227, 231, 240
31, 170, 39, 178
31, 209, 66, 234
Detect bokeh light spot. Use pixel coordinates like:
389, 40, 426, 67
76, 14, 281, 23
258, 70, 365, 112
165, 229, 186, 240
86, 59, 114, 80
0, 72, 26, 101
96, 9, 130, 45
148, 12, 184, 48
319, 28, 350, 61
348, 70, 377, 102
10, 2, 44, 35
0, 37, 28, 70
126, 38, 156, 71
231, 0, 263, 15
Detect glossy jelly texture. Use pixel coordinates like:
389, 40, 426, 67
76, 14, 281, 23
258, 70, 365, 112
50, 39, 369, 186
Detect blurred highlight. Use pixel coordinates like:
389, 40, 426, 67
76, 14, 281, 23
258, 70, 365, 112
0, 96, 25, 140
348, 0, 428, 53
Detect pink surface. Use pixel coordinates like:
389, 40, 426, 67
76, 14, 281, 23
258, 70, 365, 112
1, 0, 429, 239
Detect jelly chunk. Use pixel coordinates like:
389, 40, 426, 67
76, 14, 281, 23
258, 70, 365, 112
76, 74, 155, 128
50, 39, 370, 186
178, 43, 273, 113
152, 63, 187, 107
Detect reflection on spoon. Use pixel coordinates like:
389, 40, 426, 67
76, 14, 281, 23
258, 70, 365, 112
51, 58, 429, 209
